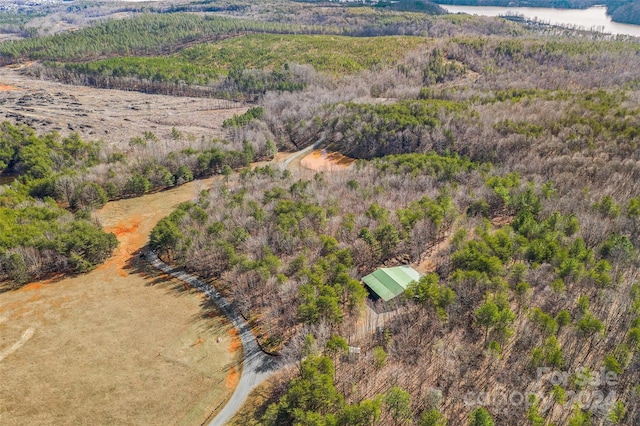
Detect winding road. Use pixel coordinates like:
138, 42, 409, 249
146, 251, 278, 426
280, 137, 324, 170
145, 144, 326, 425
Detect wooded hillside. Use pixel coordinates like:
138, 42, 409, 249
2, 1, 640, 424
144, 7, 640, 424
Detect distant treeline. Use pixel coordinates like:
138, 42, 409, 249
297, 0, 446, 14
0, 14, 330, 65
0, 7, 525, 68
25, 34, 425, 99
607, 0, 640, 25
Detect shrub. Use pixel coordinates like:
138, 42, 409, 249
551, 385, 567, 405
70, 182, 108, 210
124, 173, 151, 196
576, 312, 605, 337
531, 336, 564, 368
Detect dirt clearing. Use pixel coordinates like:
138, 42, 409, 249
0, 177, 241, 425
300, 149, 355, 171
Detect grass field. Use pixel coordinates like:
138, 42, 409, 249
0, 66, 247, 148
0, 177, 241, 425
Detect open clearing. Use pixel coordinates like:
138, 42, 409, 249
0, 65, 247, 147
0, 177, 243, 425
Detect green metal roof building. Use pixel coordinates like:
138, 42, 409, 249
361, 266, 421, 302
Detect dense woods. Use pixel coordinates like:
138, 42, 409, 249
156, 145, 640, 425
0, 117, 273, 287
0, 119, 273, 205
0, 14, 319, 64
3, 0, 640, 424
62, 34, 426, 81
28, 34, 427, 99
2, 7, 526, 98
607, 0, 640, 25
150, 154, 465, 339
0, 123, 118, 287
144, 6, 640, 424
0, 188, 118, 286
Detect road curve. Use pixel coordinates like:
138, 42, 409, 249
145, 251, 278, 426
280, 137, 325, 170
145, 146, 324, 424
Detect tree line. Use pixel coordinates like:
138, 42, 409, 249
0, 118, 275, 287
0, 123, 118, 287
0, 13, 325, 64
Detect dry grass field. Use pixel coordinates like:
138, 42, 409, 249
0, 65, 246, 147
0, 166, 241, 425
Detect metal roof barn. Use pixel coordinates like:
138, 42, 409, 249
361, 265, 421, 302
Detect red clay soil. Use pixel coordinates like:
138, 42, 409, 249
228, 328, 241, 353
300, 150, 355, 171
225, 366, 240, 389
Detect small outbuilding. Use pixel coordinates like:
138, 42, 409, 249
361, 265, 421, 302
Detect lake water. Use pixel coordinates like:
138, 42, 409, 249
442, 5, 640, 37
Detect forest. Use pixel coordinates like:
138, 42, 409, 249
146, 6, 640, 424
2, 0, 640, 424
0, 123, 118, 287
0, 113, 275, 286
0, 14, 317, 64
28, 34, 427, 99
607, 0, 640, 25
